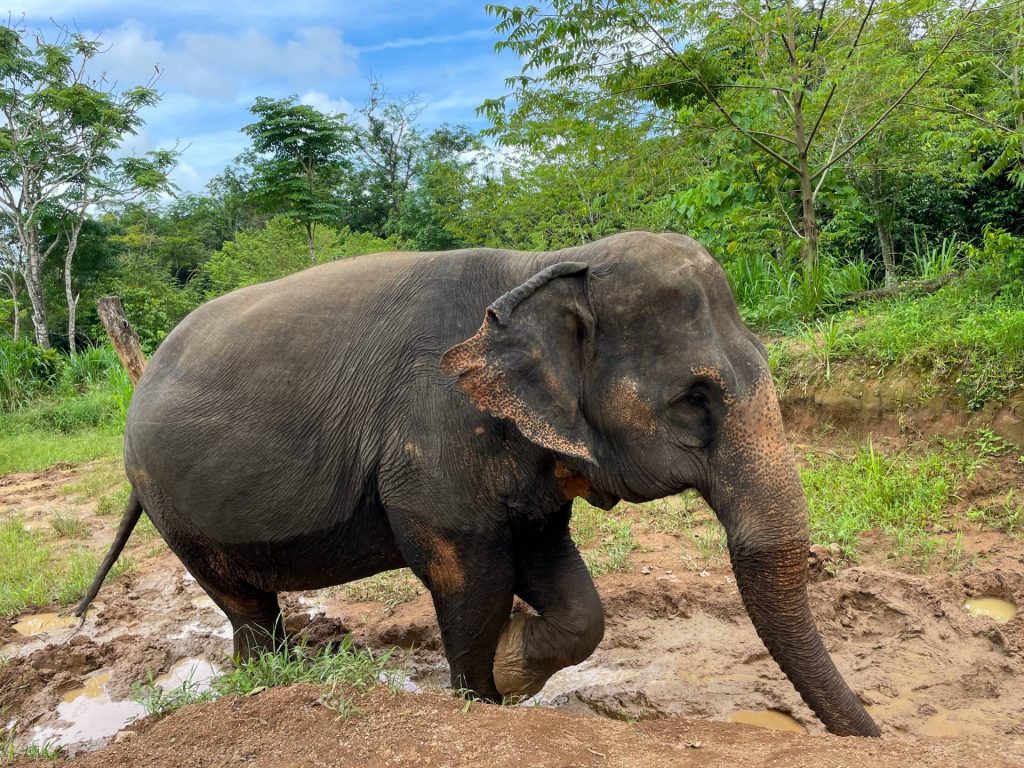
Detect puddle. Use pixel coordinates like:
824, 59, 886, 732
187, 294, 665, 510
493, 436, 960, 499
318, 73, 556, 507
963, 598, 1017, 624
32, 670, 144, 748
152, 658, 218, 691
30, 659, 219, 749
380, 670, 421, 693
13, 612, 78, 636
728, 710, 805, 733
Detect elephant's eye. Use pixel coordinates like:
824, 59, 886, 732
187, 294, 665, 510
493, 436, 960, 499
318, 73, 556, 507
684, 389, 708, 408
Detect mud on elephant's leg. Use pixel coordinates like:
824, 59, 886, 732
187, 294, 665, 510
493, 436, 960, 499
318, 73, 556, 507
195, 577, 284, 662
397, 524, 516, 700
495, 530, 604, 698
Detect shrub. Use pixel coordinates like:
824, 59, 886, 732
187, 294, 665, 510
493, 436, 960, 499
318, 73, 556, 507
0, 338, 62, 411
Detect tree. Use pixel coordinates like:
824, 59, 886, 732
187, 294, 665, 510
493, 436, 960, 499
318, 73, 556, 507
349, 81, 428, 237
397, 125, 482, 250
0, 22, 176, 350
242, 96, 354, 264
488, 0, 990, 301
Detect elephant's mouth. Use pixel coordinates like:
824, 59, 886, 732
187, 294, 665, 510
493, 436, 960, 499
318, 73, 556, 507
584, 486, 620, 510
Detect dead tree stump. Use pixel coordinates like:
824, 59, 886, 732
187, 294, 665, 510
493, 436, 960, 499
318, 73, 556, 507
96, 296, 146, 385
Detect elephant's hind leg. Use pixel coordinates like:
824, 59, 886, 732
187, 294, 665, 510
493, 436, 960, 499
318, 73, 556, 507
194, 575, 284, 662
495, 525, 604, 698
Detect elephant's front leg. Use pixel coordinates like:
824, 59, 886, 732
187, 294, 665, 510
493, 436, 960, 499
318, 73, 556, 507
395, 521, 516, 700
495, 518, 605, 698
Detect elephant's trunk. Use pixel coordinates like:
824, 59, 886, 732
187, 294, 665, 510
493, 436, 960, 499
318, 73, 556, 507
707, 374, 880, 738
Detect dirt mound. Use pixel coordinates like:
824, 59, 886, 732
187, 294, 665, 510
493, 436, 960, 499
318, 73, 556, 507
11, 683, 1023, 768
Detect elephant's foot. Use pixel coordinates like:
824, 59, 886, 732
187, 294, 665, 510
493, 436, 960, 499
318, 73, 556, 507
493, 612, 565, 698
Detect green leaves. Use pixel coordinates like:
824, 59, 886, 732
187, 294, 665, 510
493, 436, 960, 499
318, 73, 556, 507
241, 95, 355, 258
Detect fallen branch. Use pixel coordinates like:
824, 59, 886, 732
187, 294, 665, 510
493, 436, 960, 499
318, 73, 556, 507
96, 295, 146, 385
842, 271, 961, 303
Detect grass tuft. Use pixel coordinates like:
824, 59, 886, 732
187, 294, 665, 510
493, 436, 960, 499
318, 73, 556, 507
342, 570, 422, 609
1, 716, 62, 762
214, 635, 398, 716
130, 671, 216, 718
571, 500, 638, 577
49, 511, 90, 539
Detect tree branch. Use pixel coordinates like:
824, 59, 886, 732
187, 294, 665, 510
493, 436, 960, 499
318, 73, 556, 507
813, 2, 978, 181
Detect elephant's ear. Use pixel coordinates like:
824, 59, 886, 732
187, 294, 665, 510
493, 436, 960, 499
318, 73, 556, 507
440, 261, 597, 464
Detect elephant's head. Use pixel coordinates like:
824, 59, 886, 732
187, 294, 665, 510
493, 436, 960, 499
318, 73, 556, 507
441, 232, 879, 737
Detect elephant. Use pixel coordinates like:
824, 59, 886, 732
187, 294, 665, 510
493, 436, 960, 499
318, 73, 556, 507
78, 231, 879, 737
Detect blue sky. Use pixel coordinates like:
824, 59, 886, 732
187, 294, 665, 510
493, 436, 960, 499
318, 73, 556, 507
10, 1, 522, 192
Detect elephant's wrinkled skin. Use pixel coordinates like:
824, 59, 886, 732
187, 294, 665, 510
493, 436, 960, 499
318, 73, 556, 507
80, 232, 879, 737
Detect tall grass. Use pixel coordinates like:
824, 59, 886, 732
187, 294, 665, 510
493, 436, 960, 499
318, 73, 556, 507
724, 250, 874, 329
909, 233, 964, 279
0, 341, 134, 474
0, 339, 62, 411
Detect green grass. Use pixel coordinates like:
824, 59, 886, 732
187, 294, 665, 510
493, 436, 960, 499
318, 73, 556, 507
214, 636, 398, 716
0, 518, 132, 617
130, 671, 217, 718
342, 569, 422, 609
0, 361, 129, 475
571, 500, 638, 577
800, 440, 984, 569
49, 511, 90, 538
622, 492, 698, 536
968, 489, 1024, 538
0, 426, 123, 475
769, 259, 1024, 408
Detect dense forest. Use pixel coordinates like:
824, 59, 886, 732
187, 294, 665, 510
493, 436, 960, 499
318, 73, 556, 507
1, 0, 1022, 377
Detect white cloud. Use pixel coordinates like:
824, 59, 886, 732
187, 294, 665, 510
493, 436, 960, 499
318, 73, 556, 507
92, 21, 360, 103
298, 90, 356, 117
172, 161, 204, 193
360, 28, 494, 52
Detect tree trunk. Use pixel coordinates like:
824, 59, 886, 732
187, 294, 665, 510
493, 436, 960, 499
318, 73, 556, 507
64, 220, 85, 354
876, 218, 896, 287
24, 263, 49, 348
797, 159, 820, 303
306, 222, 316, 265
64, 247, 78, 354
96, 296, 147, 385
20, 229, 50, 348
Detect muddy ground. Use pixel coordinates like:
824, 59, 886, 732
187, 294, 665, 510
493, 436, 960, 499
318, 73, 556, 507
2, 413, 1023, 767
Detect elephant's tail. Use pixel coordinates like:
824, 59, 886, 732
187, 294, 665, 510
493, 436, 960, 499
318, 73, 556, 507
74, 488, 144, 618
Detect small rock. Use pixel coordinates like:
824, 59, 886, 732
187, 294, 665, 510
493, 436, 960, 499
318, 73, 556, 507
115, 731, 136, 744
